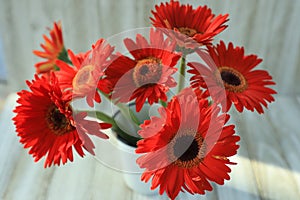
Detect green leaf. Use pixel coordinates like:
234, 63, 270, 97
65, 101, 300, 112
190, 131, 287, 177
160, 99, 167, 108
87, 110, 141, 146
58, 47, 72, 64
94, 111, 116, 125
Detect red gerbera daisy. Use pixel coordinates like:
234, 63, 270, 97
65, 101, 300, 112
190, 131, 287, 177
151, 0, 229, 50
188, 41, 277, 114
55, 50, 90, 89
13, 73, 111, 168
136, 88, 240, 199
55, 38, 114, 107
33, 21, 66, 74
102, 28, 181, 112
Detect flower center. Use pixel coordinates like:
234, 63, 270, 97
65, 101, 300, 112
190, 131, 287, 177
178, 27, 198, 37
221, 71, 241, 86
168, 130, 206, 168
173, 135, 199, 162
217, 67, 248, 93
72, 64, 95, 92
46, 104, 75, 136
133, 58, 162, 87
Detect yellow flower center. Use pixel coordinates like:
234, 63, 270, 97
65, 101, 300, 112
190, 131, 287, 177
178, 27, 198, 37
133, 58, 162, 87
72, 64, 95, 92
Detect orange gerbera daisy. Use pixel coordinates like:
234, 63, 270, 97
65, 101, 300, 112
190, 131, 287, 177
13, 73, 111, 167
188, 41, 277, 114
151, 0, 229, 50
102, 28, 181, 112
33, 21, 66, 74
55, 38, 114, 107
136, 88, 239, 199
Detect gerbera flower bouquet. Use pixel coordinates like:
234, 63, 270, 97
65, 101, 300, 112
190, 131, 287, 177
12, 1, 277, 199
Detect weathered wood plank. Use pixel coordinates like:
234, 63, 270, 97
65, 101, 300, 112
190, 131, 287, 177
0, 0, 299, 94
229, 96, 300, 200
0, 0, 299, 197
266, 96, 300, 192
1, 93, 300, 200
0, 94, 128, 200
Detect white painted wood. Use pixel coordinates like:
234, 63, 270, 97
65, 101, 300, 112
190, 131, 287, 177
0, 0, 299, 198
0, 0, 299, 95
228, 97, 300, 200
1, 94, 300, 199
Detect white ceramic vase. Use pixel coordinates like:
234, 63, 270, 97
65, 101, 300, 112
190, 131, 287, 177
115, 136, 158, 196
112, 103, 160, 195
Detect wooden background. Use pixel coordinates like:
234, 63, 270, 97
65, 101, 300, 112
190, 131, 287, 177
0, 0, 299, 200
0, 0, 299, 95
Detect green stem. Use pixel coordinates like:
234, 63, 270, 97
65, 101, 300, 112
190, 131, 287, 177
117, 103, 141, 126
86, 110, 141, 146
177, 55, 186, 94
99, 90, 141, 126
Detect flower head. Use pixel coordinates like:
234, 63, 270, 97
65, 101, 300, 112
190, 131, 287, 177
102, 28, 181, 112
13, 73, 110, 167
56, 38, 114, 107
188, 41, 277, 113
33, 21, 65, 74
151, 0, 229, 50
136, 88, 240, 199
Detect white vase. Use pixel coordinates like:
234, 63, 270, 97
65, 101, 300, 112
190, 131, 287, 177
115, 135, 158, 196
112, 103, 160, 195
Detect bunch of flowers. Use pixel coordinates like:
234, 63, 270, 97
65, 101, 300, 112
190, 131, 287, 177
13, 1, 276, 199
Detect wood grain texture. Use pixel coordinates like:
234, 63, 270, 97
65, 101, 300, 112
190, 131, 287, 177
229, 101, 300, 200
0, 0, 299, 199
0, 94, 299, 200
0, 0, 299, 95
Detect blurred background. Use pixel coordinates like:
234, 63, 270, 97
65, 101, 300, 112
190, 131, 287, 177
0, 0, 299, 96
0, 0, 299, 199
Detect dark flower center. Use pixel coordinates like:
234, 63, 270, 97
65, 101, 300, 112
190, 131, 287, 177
221, 71, 241, 86
173, 135, 199, 162
46, 104, 75, 136
139, 65, 149, 75
217, 67, 248, 93
178, 27, 198, 37
168, 130, 206, 168
133, 58, 162, 87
